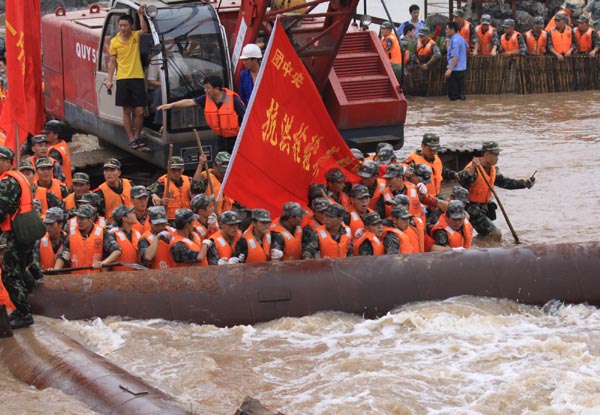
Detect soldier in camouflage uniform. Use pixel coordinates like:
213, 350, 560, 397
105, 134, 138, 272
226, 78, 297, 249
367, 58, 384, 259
354, 212, 385, 256
33, 207, 67, 271
584, 0, 600, 26
169, 208, 212, 265
458, 142, 534, 240
0, 146, 36, 329
303, 204, 352, 259
383, 206, 414, 254
19, 159, 65, 214
302, 197, 331, 256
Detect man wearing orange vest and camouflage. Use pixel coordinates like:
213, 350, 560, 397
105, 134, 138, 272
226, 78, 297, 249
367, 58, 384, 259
545, 1, 576, 31
169, 208, 212, 267
405, 133, 451, 198
499, 19, 527, 57
26, 134, 66, 183
473, 14, 499, 56
63, 172, 91, 212
383, 205, 414, 254
138, 206, 174, 269
380, 21, 403, 82
416, 27, 441, 70
43, 120, 73, 188
148, 156, 197, 221
234, 209, 284, 263
458, 141, 535, 240
207, 210, 243, 265
271, 202, 307, 261
190, 193, 219, 241
430, 200, 473, 251
198, 151, 236, 214
109, 205, 141, 271
357, 161, 387, 211
574, 15, 599, 57
548, 13, 576, 61
35, 207, 66, 271
157, 75, 246, 152
94, 158, 134, 219
453, 9, 476, 51
525, 16, 548, 55
304, 204, 352, 259
354, 212, 385, 256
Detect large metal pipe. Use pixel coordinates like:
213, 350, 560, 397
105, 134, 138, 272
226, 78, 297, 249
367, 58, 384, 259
0, 322, 191, 415
31, 242, 600, 327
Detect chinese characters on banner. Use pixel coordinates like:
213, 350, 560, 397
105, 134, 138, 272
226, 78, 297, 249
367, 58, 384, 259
0, 0, 44, 152
220, 18, 360, 216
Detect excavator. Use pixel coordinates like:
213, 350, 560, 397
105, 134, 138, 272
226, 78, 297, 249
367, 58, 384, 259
42, 0, 407, 169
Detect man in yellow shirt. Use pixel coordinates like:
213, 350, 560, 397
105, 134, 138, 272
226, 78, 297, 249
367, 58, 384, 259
106, 5, 149, 150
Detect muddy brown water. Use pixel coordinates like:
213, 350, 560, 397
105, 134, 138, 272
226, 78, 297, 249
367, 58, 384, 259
1, 91, 599, 414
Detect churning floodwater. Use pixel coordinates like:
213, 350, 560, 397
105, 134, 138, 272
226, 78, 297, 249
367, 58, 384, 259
1, 91, 599, 414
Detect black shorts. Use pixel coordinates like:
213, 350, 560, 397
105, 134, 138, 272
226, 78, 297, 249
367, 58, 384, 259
115, 78, 146, 108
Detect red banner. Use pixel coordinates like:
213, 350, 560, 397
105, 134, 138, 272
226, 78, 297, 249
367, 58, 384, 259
220, 19, 360, 216
0, 0, 43, 151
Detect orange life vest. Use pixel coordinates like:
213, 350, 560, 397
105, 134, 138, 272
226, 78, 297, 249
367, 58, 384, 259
202, 170, 235, 215
458, 21, 473, 48
381, 183, 422, 220
416, 38, 436, 60
329, 191, 352, 211
242, 225, 271, 263
36, 178, 63, 201
347, 207, 369, 236
169, 232, 207, 267
39, 232, 64, 270
193, 219, 216, 241
158, 174, 191, 220
574, 27, 594, 52
63, 193, 77, 210
109, 228, 140, 270
545, 10, 572, 32
465, 160, 496, 204
0, 170, 35, 232
97, 179, 133, 219
501, 31, 521, 52
353, 231, 385, 256
430, 214, 473, 248
475, 25, 496, 54
27, 155, 62, 182
34, 186, 50, 216
204, 88, 240, 138
210, 229, 241, 259
382, 33, 402, 65
132, 213, 151, 235
49, 140, 72, 187
550, 26, 574, 54
382, 226, 413, 254
69, 224, 104, 274
316, 224, 352, 258
525, 30, 548, 55
368, 179, 387, 210
408, 217, 426, 253
405, 151, 443, 196
270, 218, 303, 261
140, 229, 175, 269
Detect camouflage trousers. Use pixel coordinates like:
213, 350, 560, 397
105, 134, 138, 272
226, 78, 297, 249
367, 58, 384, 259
2, 233, 34, 315
465, 202, 498, 237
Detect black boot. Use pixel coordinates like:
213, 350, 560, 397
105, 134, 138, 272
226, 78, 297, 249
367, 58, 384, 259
9, 313, 33, 329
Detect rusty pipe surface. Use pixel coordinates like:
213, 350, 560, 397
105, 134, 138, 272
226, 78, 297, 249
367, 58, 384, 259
30, 242, 600, 327
0, 322, 191, 415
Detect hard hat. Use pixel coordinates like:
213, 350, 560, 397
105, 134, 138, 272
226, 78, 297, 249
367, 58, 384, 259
240, 44, 262, 60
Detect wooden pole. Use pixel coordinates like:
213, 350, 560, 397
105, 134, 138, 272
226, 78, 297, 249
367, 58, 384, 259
163, 144, 173, 200
193, 129, 218, 212
476, 165, 520, 244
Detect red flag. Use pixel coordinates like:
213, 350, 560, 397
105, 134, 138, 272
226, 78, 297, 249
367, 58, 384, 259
220, 18, 361, 216
0, 0, 43, 151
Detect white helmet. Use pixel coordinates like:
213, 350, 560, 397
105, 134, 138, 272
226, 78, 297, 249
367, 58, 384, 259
240, 43, 262, 59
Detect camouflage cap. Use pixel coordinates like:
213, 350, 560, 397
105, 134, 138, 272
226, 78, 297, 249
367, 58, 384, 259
219, 210, 242, 225
533, 16, 545, 26
421, 133, 441, 150
387, 193, 411, 207
0, 146, 15, 162
383, 163, 407, 178
112, 205, 135, 222
451, 186, 470, 204
75, 204, 97, 218
308, 183, 327, 200
350, 148, 364, 161
358, 160, 379, 178
130, 185, 150, 199
43, 207, 65, 224
18, 159, 35, 172
148, 206, 169, 224
103, 158, 121, 169
325, 168, 346, 183
170, 156, 185, 169
33, 199, 43, 214
577, 15, 590, 23
72, 172, 90, 184
377, 142, 393, 153
564, 1, 576, 11
77, 192, 101, 205
363, 211, 383, 226
381, 21, 394, 29
554, 13, 568, 22
31, 134, 48, 144
174, 208, 198, 227
42, 120, 62, 134
482, 141, 502, 154
214, 151, 231, 168
414, 163, 432, 183
447, 200, 466, 219
190, 193, 214, 211
454, 9, 465, 17
418, 27, 430, 36
282, 201, 308, 217
324, 203, 346, 218
252, 208, 272, 222
481, 14, 492, 24
502, 18, 515, 27
351, 184, 370, 199
391, 205, 413, 219
36, 157, 54, 169
311, 197, 331, 213
377, 146, 395, 163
